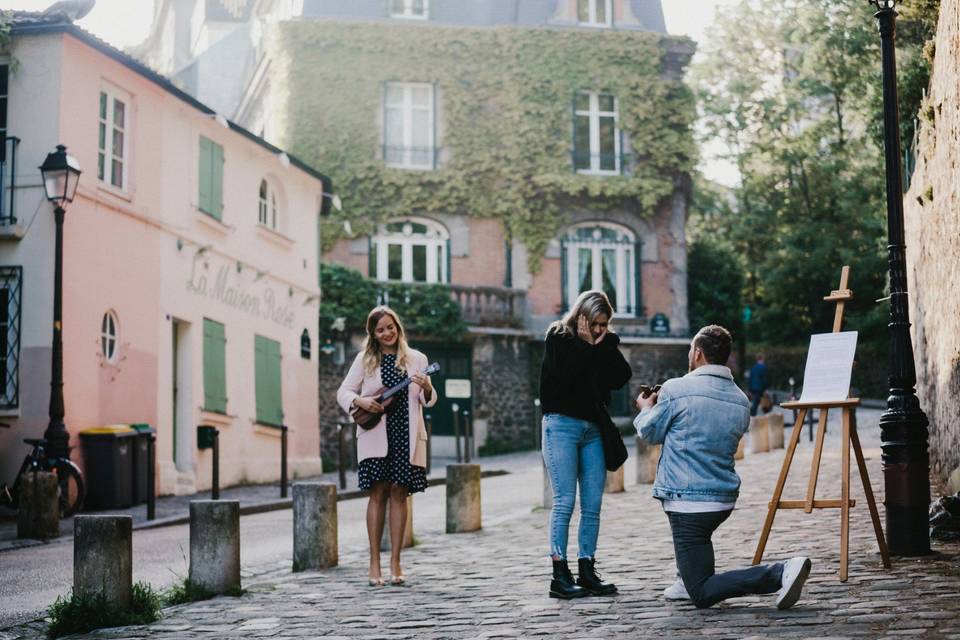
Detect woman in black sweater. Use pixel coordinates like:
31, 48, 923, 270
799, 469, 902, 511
540, 290, 632, 599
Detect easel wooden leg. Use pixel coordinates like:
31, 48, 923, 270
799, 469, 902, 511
753, 408, 807, 565
850, 420, 892, 569
804, 408, 829, 513
840, 407, 851, 582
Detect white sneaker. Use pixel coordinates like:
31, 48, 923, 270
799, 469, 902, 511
775, 557, 812, 610
663, 578, 689, 600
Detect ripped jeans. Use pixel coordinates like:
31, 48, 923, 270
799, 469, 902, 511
541, 413, 606, 560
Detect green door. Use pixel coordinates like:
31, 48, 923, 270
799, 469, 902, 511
411, 343, 472, 436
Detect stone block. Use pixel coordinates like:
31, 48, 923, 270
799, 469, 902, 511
446, 464, 481, 533
604, 466, 625, 493
768, 413, 785, 449
635, 437, 661, 484
74, 515, 132, 608
380, 495, 414, 550
293, 482, 338, 572
17, 471, 59, 540
189, 500, 240, 594
750, 416, 770, 454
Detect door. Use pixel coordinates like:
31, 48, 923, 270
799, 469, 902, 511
412, 343, 472, 436
173, 320, 193, 472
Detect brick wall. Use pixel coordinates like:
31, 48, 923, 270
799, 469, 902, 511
450, 217, 506, 287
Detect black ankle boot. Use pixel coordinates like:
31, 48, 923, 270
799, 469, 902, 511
577, 557, 618, 595
550, 559, 588, 599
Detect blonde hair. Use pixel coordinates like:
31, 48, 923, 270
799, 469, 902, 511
548, 290, 615, 337
362, 306, 412, 375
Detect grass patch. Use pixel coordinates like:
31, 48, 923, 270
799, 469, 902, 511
46, 581, 162, 639
163, 578, 246, 606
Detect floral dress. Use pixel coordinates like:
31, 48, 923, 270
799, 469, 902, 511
357, 353, 428, 494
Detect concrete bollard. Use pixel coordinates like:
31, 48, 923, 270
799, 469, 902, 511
446, 464, 481, 533
380, 495, 414, 551
74, 515, 132, 609
189, 500, 240, 594
750, 416, 770, 454
604, 466, 625, 493
768, 413, 785, 449
293, 483, 338, 572
542, 461, 554, 510
635, 437, 661, 484
735, 435, 746, 460
17, 471, 59, 540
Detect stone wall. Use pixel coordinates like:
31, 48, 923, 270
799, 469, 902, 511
903, 0, 960, 492
472, 333, 540, 454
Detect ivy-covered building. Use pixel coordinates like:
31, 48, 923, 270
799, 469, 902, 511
138, 0, 696, 457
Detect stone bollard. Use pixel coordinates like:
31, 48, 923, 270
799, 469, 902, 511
17, 471, 59, 540
380, 495, 414, 551
750, 416, 770, 454
189, 500, 240, 594
446, 464, 481, 533
604, 466, 625, 493
735, 435, 746, 460
542, 461, 554, 510
293, 483, 338, 572
635, 437, 661, 484
74, 515, 132, 609
768, 413, 785, 449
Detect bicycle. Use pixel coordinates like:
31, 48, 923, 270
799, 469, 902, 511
0, 422, 85, 517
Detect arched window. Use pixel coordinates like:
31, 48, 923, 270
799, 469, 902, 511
258, 178, 279, 230
562, 222, 639, 317
101, 310, 119, 363
370, 217, 449, 284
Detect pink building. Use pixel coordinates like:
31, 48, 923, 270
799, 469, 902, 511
0, 13, 329, 498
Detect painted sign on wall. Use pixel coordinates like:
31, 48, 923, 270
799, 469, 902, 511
186, 259, 296, 328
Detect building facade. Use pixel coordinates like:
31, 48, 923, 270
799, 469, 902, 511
0, 13, 329, 497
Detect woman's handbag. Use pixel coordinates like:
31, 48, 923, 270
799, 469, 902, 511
350, 362, 440, 430
596, 402, 628, 472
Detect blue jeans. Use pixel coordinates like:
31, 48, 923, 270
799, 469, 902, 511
541, 413, 606, 560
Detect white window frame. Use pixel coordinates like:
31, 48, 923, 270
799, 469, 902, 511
565, 222, 636, 318
372, 217, 448, 284
98, 88, 129, 192
389, 0, 429, 20
575, 92, 621, 176
577, 0, 613, 27
384, 82, 435, 170
258, 178, 279, 230
101, 310, 119, 364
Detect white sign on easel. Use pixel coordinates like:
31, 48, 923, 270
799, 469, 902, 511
798, 331, 858, 403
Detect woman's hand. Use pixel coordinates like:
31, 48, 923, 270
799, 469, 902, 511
353, 396, 384, 413
412, 372, 433, 400
577, 314, 595, 345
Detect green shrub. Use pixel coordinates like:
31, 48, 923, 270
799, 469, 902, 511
162, 578, 214, 606
46, 582, 162, 639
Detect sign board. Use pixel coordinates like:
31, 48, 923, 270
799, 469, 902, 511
650, 313, 670, 335
445, 379, 472, 399
798, 331, 858, 403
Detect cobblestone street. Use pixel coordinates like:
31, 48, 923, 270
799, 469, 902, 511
6, 410, 960, 639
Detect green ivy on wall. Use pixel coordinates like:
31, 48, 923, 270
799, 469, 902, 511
270, 22, 695, 271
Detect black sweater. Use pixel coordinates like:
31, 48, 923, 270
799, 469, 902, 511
539, 328, 633, 424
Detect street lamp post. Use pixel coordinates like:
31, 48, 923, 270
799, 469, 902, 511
39, 145, 82, 461
869, 0, 931, 556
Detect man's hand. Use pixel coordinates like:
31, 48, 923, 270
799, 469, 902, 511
636, 391, 658, 410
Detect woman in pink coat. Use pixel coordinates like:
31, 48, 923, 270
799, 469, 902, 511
337, 306, 436, 586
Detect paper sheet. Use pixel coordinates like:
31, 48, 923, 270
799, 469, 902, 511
798, 331, 858, 403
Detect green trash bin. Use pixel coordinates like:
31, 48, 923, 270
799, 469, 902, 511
130, 424, 156, 505
80, 426, 136, 510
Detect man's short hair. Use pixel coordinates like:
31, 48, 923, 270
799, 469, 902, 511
694, 325, 733, 365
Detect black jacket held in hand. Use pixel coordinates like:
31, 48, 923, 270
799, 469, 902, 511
539, 329, 633, 424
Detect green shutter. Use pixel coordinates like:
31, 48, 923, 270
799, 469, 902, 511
211, 141, 224, 218
255, 335, 283, 426
198, 137, 213, 214
203, 318, 227, 413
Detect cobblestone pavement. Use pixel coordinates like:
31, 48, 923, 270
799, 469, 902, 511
7, 409, 960, 639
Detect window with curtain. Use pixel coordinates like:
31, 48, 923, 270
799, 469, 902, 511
384, 82, 435, 170
371, 217, 448, 284
564, 223, 638, 316
98, 90, 129, 190
577, 0, 612, 27
573, 92, 620, 174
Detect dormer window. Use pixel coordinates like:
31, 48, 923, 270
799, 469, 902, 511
389, 0, 428, 20
578, 0, 612, 28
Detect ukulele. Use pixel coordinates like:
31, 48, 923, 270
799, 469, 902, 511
351, 362, 441, 430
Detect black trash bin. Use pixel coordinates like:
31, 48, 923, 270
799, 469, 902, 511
130, 424, 156, 505
80, 426, 137, 510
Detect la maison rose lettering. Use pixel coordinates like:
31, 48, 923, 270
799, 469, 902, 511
187, 262, 295, 328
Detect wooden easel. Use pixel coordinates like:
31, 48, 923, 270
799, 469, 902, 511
751, 266, 891, 581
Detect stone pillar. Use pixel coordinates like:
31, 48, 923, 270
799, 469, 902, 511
189, 500, 240, 594
735, 435, 746, 460
635, 437, 661, 484
17, 471, 59, 540
446, 464, 481, 533
293, 483, 338, 572
768, 413, 785, 449
74, 515, 132, 609
750, 416, 770, 454
604, 466, 625, 493
380, 495, 414, 550
542, 462, 554, 510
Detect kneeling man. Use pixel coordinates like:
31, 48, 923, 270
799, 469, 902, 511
634, 325, 811, 610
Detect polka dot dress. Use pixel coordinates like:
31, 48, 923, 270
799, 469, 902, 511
358, 354, 428, 495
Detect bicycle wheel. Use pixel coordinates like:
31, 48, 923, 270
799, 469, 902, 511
54, 461, 85, 517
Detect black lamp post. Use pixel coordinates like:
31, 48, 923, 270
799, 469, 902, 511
39, 144, 82, 461
869, 0, 931, 556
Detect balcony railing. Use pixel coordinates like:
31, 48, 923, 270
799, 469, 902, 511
449, 284, 527, 329
0, 136, 20, 225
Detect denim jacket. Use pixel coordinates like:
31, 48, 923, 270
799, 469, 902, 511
634, 364, 750, 503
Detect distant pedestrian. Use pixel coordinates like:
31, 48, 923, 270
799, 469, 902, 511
337, 306, 436, 587
635, 326, 812, 610
539, 290, 632, 599
748, 355, 769, 416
